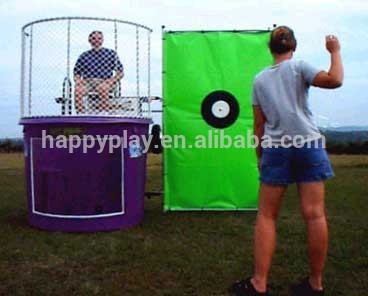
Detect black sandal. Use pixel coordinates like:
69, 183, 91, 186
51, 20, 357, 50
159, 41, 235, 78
229, 277, 270, 296
290, 277, 324, 296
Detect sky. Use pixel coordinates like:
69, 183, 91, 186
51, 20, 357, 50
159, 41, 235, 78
0, 0, 367, 138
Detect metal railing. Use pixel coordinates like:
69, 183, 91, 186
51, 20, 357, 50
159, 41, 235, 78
20, 17, 153, 119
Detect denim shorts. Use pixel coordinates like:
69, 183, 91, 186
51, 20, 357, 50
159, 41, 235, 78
260, 139, 334, 185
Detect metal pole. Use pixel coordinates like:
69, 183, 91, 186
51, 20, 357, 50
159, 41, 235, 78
161, 25, 166, 120
28, 25, 33, 116
20, 30, 26, 118
136, 26, 141, 115
67, 19, 72, 115
62, 79, 66, 115
67, 19, 71, 79
147, 30, 151, 117
161, 25, 166, 210
136, 26, 140, 98
114, 21, 118, 53
114, 20, 121, 97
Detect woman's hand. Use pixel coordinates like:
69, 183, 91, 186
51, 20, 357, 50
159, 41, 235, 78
312, 35, 343, 89
325, 35, 340, 53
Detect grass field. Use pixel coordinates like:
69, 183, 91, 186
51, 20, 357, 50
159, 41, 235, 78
0, 153, 367, 296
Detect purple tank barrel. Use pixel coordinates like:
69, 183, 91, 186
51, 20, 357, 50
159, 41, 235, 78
20, 117, 151, 232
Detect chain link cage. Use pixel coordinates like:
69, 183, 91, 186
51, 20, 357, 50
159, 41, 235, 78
20, 17, 153, 118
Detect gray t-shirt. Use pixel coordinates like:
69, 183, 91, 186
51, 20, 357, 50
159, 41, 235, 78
252, 59, 322, 145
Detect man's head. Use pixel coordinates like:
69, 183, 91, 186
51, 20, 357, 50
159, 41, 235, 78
88, 31, 104, 49
269, 26, 297, 55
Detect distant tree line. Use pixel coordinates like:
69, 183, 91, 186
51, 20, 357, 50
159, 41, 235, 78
0, 139, 24, 153
326, 141, 368, 154
322, 129, 368, 154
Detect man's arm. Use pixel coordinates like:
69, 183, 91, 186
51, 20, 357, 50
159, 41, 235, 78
114, 71, 124, 82
74, 74, 83, 83
112, 51, 124, 82
253, 105, 266, 161
74, 55, 84, 82
312, 35, 343, 89
105, 71, 124, 87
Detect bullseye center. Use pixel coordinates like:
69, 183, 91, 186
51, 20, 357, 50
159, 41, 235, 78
211, 100, 230, 118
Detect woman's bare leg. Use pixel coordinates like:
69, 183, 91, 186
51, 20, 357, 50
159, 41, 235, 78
298, 181, 328, 291
251, 183, 287, 292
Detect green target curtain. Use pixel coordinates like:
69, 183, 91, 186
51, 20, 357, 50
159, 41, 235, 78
163, 31, 272, 210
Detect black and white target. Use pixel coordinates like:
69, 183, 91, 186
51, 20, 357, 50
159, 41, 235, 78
201, 90, 239, 128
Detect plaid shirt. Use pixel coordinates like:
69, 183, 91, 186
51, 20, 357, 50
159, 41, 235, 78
74, 48, 124, 79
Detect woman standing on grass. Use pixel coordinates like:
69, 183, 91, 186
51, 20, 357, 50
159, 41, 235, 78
230, 26, 343, 296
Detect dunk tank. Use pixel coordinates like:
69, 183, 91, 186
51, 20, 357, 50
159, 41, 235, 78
19, 17, 153, 232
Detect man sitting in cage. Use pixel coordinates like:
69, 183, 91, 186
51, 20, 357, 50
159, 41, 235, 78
73, 31, 124, 113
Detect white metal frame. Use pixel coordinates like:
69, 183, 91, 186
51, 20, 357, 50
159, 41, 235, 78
20, 17, 153, 119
